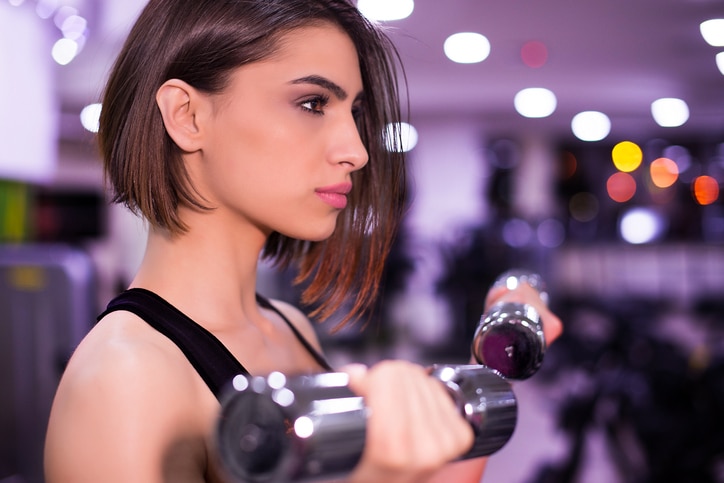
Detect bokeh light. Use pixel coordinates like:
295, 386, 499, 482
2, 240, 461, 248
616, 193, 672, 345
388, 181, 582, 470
537, 218, 566, 248
651, 98, 689, 128
35, 0, 58, 19
444, 32, 491, 64
693, 175, 720, 205
51, 38, 78, 65
521, 40, 548, 68
607, 172, 637, 202
357, 0, 414, 21
700, 19, 724, 47
385, 122, 418, 152
649, 157, 679, 188
569, 192, 599, 222
612, 141, 643, 172
514, 87, 557, 118
571, 111, 611, 142
80, 103, 102, 133
620, 207, 666, 244
502, 218, 533, 247
561, 151, 577, 180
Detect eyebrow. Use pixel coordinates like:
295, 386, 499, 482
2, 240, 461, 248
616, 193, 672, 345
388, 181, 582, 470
290, 75, 360, 101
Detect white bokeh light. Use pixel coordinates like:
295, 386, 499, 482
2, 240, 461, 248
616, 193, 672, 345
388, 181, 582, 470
51, 37, 79, 65
357, 0, 414, 21
716, 52, 724, 76
700, 19, 724, 47
80, 103, 102, 133
444, 32, 491, 64
651, 98, 689, 128
571, 111, 611, 142
294, 417, 315, 439
514, 87, 557, 118
385, 122, 418, 152
620, 208, 665, 244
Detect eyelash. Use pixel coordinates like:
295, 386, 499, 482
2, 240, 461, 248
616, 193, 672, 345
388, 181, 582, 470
300, 95, 330, 115
298, 95, 365, 122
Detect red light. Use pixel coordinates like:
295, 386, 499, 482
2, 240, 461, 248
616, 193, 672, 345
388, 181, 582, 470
607, 172, 637, 203
521, 40, 548, 68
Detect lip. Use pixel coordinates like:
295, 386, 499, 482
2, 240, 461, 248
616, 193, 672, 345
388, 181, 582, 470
315, 182, 352, 209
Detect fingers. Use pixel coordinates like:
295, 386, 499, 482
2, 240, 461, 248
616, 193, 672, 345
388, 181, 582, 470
346, 360, 474, 482
486, 281, 564, 345
340, 363, 369, 393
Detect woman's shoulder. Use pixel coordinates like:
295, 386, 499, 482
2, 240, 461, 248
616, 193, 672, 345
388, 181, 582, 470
45, 310, 215, 481
263, 297, 323, 352
51, 309, 214, 424
66, 310, 194, 384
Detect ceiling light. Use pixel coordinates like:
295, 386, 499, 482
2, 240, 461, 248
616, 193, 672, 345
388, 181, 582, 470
700, 19, 724, 47
35, 0, 59, 19
571, 111, 611, 141
444, 32, 491, 64
513, 87, 557, 118
357, 0, 414, 21
385, 122, 418, 152
61, 14, 87, 40
651, 97, 689, 127
51, 38, 78, 65
717, 52, 724, 76
80, 103, 102, 133
53, 5, 78, 29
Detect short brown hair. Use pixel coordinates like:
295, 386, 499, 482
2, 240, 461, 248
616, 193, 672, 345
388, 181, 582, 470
99, 0, 407, 328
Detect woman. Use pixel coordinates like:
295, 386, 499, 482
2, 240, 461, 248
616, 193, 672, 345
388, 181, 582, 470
44, 0, 562, 481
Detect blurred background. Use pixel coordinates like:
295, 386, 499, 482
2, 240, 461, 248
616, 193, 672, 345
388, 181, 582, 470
1, 0, 723, 482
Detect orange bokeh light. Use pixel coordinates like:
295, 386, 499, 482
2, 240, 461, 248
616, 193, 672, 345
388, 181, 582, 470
693, 176, 720, 205
649, 157, 679, 188
607, 172, 637, 202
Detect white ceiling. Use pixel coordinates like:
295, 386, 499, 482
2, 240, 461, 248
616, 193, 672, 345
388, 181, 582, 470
55, 0, 724, 144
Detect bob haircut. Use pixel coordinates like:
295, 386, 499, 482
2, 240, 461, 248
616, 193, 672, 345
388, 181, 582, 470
98, 0, 407, 328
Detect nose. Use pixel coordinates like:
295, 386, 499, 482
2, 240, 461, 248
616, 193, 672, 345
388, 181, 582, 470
331, 117, 369, 171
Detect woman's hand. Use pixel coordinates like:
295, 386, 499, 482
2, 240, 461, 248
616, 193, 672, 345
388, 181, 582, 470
342, 361, 475, 483
484, 278, 563, 346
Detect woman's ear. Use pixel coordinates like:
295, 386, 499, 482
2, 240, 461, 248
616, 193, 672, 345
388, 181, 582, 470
156, 79, 208, 152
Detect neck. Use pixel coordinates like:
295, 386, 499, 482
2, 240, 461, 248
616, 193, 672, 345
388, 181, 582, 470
130, 208, 271, 331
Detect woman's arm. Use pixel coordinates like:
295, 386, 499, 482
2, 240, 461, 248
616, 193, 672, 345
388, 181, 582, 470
340, 275, 562, 483
44, 316, 211, 483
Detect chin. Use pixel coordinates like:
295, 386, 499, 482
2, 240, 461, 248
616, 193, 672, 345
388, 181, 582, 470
285, 222, 337, 243
305, 228, 337, 242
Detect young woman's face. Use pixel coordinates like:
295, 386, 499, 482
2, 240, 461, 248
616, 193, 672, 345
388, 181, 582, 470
195, 23, 368, 242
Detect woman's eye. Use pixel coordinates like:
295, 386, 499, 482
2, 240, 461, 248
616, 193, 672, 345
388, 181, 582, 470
300, 95, 329, 115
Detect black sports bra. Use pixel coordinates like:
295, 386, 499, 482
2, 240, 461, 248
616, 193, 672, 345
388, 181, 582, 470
97, 288, 333, 399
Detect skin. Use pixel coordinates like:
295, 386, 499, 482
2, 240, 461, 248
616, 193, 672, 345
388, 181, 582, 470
44, 23, 562, 483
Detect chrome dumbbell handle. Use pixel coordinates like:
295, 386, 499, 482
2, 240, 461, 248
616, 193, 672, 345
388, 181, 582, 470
472, 269, 548, 379
216, 365, 516, 483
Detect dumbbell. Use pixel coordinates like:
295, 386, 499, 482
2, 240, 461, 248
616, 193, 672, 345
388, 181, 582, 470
216, 269, 549, 482
216, 365, 516, 482
471, 270, 548, 380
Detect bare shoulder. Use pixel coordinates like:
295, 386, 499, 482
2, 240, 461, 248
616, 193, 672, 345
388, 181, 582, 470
264, 298, 324, 352
45, 311, 216, 483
